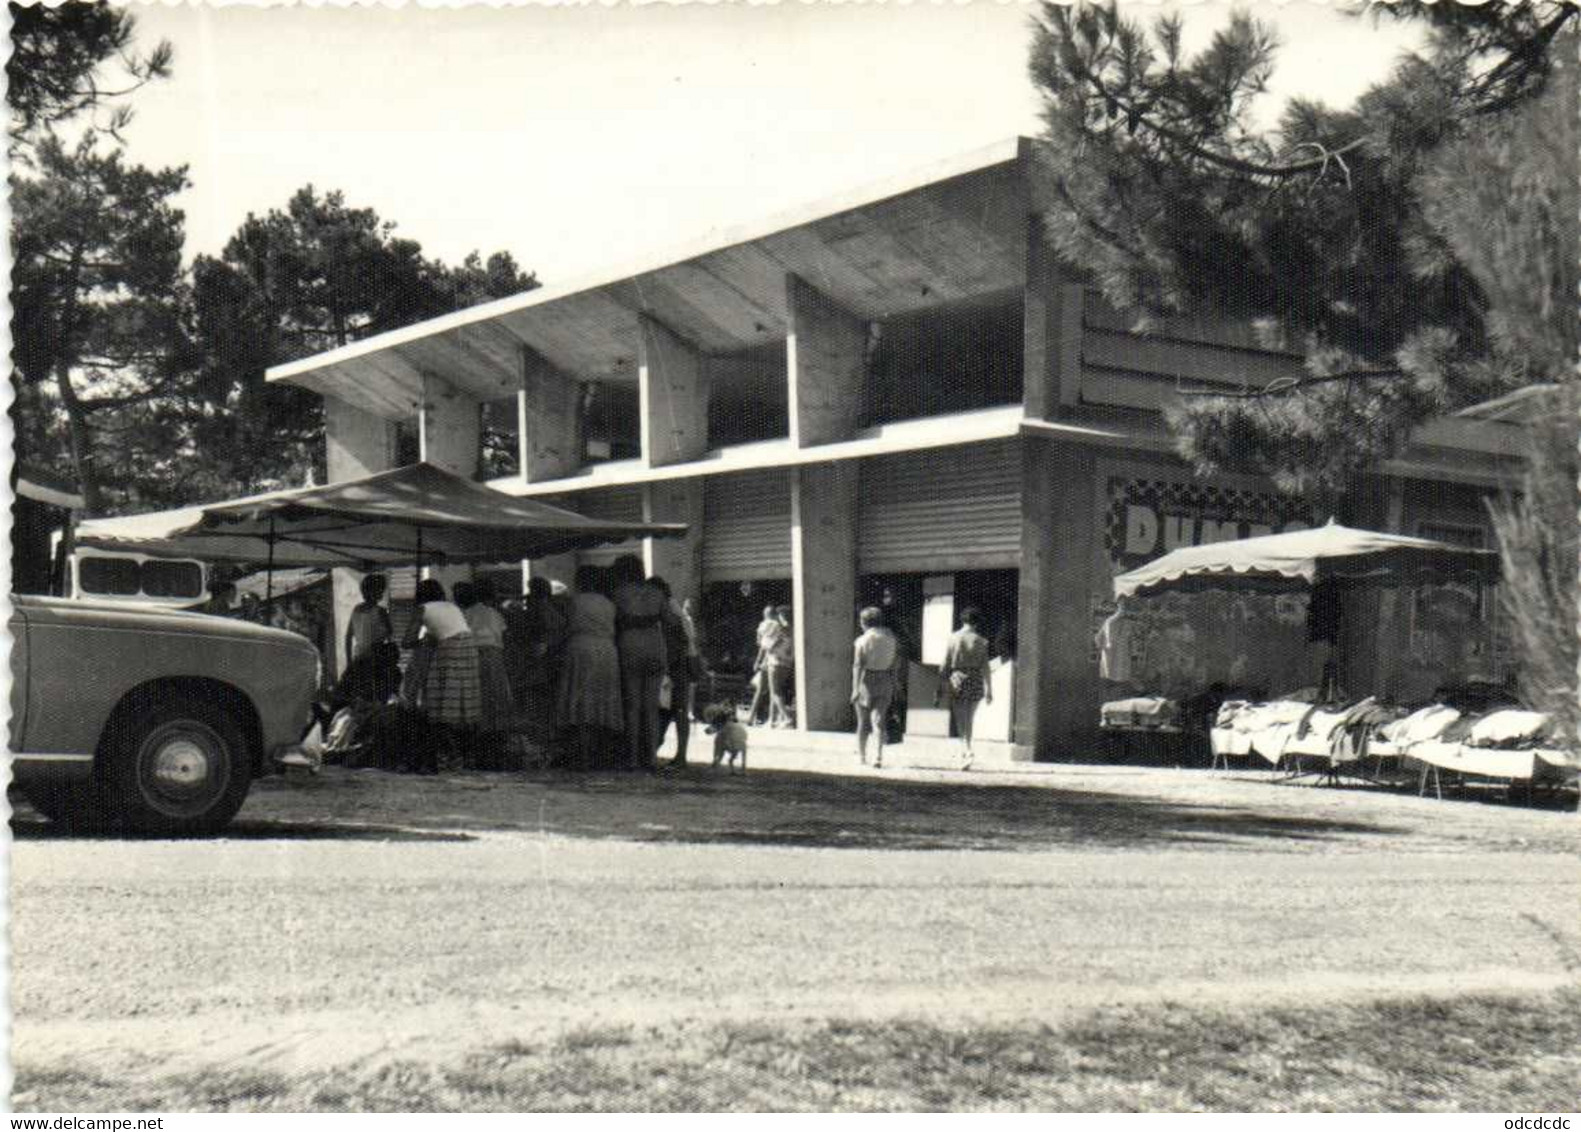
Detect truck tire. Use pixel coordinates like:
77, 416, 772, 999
102, 695, 253, 836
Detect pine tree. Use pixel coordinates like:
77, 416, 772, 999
6, 1, 171, 156
10, 133, 192, 513
185, 188, 539, 497
1026, 0, 1576, 498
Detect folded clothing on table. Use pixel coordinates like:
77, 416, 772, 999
1101, 696, 1181, 729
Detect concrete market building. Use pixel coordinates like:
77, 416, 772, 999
269, 137, 1528, 761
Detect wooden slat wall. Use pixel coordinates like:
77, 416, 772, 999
702, 470, 793, 581
857, 440, 1022, 573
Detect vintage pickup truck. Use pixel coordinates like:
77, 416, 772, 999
9, 594, 321, 835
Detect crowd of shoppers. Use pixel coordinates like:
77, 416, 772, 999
320, 554, 704, 774
318, 559, 995, 776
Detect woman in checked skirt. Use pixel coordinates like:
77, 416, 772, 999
404, 578, 483, 771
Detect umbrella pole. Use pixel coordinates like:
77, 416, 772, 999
416, 526, 423, 580
265, 516, 277, 607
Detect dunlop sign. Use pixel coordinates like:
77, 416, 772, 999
1105, 476, 1313, 571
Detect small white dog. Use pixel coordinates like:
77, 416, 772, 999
704, 704, 749, 772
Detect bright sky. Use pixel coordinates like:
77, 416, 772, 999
119, 1, 1419, 284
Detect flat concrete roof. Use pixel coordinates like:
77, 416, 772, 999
270, 137, 1031, 419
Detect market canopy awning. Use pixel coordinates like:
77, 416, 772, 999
76, 463, 685, 568
1112, 520, 1500, 600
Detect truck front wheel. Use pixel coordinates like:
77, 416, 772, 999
104, 696, 253, 835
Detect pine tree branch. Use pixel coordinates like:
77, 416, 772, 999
1461, 4, 1576, 118
1073, 59, 1366, 181
1176, 368, 1402, 400
77, 371, 186, 411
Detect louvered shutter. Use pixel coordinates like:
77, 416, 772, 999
702, 470, 793, 581
857, 440, 1022, 572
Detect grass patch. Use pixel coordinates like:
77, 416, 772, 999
16, 990, 1581, 1112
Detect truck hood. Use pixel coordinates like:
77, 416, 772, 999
12, 594, 318, 653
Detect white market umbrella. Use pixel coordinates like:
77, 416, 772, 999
1113, 520, 1499, 600
77, 463, 686, 604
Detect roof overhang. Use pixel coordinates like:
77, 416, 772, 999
268, 137, 1032, 418
490, 405, 1033, 496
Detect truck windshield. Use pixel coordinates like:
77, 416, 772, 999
79, 557, 205, 599
141, 559, 204, 598
78, 557, 141, 596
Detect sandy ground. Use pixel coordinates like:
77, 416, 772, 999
10, 752, 1580, 1084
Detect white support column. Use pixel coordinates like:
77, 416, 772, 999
786, 273, 867, 448
790, 462, 859, 732
1013, 438, 1096, 759
325, 395, 398, 679
419, 373, 481, 478
326, 394, 398, 484
520, 345, 582, 484
643, 478, 704, 606
419, 373, 481, 591
638, 314, 710, 468
516, 346, 582, 591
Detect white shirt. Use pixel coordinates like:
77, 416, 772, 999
420, 600, 471, 641
1097, 610, 1136, 683
854, 627, 899, 672
465, 605, 507, 649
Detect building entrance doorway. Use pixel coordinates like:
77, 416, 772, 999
858, 569, 1018, 740
700, 578, 792, 712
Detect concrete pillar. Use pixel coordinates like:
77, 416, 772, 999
643, 478, 704, 605
786, 273, 866, 447
1024, 217, 1084, 421
790, 461, 859, 732
1341, 475, 1400, 699
324, 395, 398, 678
326, 394, 398, 483
638, 315, 709, 467
419, 373, 481, 479
520, 346, 582, 484
419, 373, 481, 592
1013, 438, 1098, 759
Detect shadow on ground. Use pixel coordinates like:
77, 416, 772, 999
7, 802, 477, 844
202, 765, 1414, 853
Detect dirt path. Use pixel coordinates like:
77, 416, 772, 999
11, 762, 1580, 1083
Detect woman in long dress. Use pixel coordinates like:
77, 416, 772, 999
403, 578, 482, 772
510, 576, 567, 735
609, 555, 668, 772
939, 605, 993, 771
555, 571, 624, 768
457, 578, 515, 737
